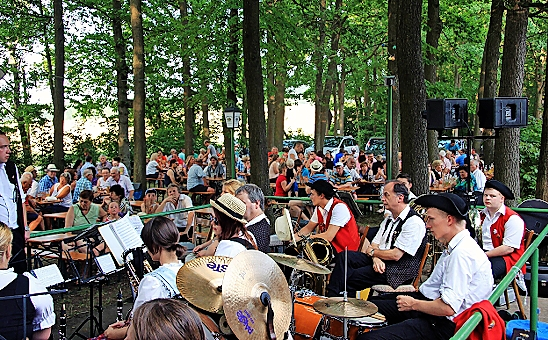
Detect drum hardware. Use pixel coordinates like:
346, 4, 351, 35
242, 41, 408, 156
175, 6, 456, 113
222, 250, 292, 340
269, 253, 331, 275
176, 256, 232, 313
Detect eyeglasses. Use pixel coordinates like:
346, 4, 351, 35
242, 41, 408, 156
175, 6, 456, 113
208, 215, 219, 225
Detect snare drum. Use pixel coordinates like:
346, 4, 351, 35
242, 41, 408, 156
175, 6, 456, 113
293, 295, 324, 340
321, 314, 387, 340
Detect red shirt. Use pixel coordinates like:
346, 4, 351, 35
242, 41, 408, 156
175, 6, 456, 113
274, 175, 288, 197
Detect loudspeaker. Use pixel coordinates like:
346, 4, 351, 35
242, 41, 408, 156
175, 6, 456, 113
425, 99, 468, 130
478, 97, 528, 129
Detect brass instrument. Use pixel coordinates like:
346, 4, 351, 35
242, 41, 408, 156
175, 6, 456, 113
123, 247, 153, 298
286, 237, 334, 267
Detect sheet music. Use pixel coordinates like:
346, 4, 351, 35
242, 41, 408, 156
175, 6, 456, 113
31, 264, 64, 288
128, 215, 144, 234
99, 215, 143, 266
96, 254, 117, 274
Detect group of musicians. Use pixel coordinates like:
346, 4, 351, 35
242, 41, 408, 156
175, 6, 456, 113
0, 168, 524, 339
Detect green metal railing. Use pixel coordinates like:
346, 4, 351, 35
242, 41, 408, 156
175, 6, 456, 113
451, 222, 548, 339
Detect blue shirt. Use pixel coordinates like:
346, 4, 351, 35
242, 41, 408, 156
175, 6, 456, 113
38, 175, 58, 194
301, 168, 310, 180
236, 160, 246, 181
187, 164, 205, 190
73, 177, 93, 203
309, 173, 328, 184
455, 154, 467, 166
334, 152, 344, 163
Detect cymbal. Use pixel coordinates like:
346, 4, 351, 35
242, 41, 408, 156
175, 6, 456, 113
223, 250, 292, 340
176, 256, 232, 313
313, 297, 378, 318
268, 253, 331, 275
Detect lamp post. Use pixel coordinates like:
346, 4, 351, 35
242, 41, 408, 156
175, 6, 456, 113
224, 106, 242, 179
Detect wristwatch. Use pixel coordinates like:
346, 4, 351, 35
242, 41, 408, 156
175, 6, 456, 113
24, 225, 30, 232
369, 248, 375, 257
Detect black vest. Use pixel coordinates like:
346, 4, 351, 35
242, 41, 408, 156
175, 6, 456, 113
0, 274, 36, 340
384, 208, 427, 288
4, 161, 24, 233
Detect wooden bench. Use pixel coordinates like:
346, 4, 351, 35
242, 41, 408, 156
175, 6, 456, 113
43, 212, 68, 229
188, 191, 214, 205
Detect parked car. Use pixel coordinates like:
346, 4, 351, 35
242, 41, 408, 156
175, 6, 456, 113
364, 137, 386, 156
305, 136, 360, 156
282, 139, 310, 150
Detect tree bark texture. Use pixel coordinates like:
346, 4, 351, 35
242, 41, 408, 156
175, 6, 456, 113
482, 0, 505, 167
536, 34, 548, 200
266, 63, 276, 148
494, 4, 528, 204
243, 0, 269, 194
224, 8, 238, 178
113, 0, 131, 169
179, 0, 194, 156
387, 0, 400, 178
425, 0, 441, 164
202, 83, 210, 139
53, 0, 65, 170
313, 0, 327, 152
474, 49, 487, 152
337, 63, 345, 136
130, 0, 146, 188
274, 71, 285, 148
397, 0, 429, 194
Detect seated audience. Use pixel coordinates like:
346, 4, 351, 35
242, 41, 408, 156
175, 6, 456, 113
20, 172, 44, 231
42, 172, 73, 214
204, 155, 225, 178
274, 163, 295, 197
156, 184, 195, 240
146, 153, 163, 182
140, 189, 159, 215
72, 168, 94, 203
107, 167, 135, 200
102, 184, 132, 216
268, 154, 280, 183
164, 159, 183, 187
103, 201, 122, 222
187, 156, 215, 194
65, 190, 107, 228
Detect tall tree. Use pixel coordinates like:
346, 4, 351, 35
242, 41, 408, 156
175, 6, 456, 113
425, 0, 441, 163
224, 7, 238, 179
494, 2, 529, 204
131, 0, 146, 188
397, 0, 428, 194
180, 0, 194, 157
388, 0, 400, 178
313, 0, 327, 152
536, 34, 548, 200
53, 0, 65, 169
243, 0, 268, 192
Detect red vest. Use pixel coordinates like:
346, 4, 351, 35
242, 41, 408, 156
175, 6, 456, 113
481, 206, 525, 274
316, 198, 360, 253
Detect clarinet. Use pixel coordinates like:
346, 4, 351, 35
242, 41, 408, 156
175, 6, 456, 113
117, 289, 124, 322
59, 303, 67, 340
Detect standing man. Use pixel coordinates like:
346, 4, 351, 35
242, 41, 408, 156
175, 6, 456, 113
293, 180, 360, 254
37, 164, 59, 196
480, 180, 526, 279
470, 159, 486, 205
235, 184, 270, 253
107, 167, 135, 200
326, 181, 426, 297
204, 139, 217, 162
357, 193, 493, 340
288, 142, 303, 161
0, 131, 28, 273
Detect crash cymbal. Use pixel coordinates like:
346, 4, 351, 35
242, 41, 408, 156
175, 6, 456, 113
313, 297, 378, 318
223, 250, 292, 340
268, 253, 331, 275
176, 256, 232, 313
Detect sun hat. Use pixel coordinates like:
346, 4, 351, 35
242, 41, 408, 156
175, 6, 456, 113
210, 194, 248, 224
24, 165, 35, 173
310, 160, 323, 172
46, 164, 60, 172
274, 208, 297, 246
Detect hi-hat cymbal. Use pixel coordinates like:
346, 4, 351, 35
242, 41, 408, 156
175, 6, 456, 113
176, 256, 232, 313
313, 297, 378, 318
268, 253, 331, 275
223, 250, 292, 340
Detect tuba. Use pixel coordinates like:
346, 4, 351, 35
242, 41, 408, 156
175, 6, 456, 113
285, 237, 334, 267
123, 247, 153, 298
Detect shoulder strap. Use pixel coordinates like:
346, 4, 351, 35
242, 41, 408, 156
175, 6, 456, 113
228, 237, 255, 250
146, 266, 180, 297
390, 208, 420, 248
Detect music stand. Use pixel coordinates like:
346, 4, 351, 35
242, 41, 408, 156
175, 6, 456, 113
335, 191, 363, 218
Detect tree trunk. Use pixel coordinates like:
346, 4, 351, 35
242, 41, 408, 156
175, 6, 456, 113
474, 50, 487, 152
38, 0, 55, 104
266, 66, 276, 148
179, 0, 194, 156
130, 0, 146, 188
10, 49, 31, 165
243, 0, 269, 193
313, 0, 327, 152
536, 34, 548, 200
53, 0, 65, 170
273, 71, 285, 147
202, 84, 210, 139
337, 62, 345, 136
113, 0, 130, 169
425, 0, 441, 164
387, 1, 400, 177
225, 8, 238, 178
494, 4, 528, 205
533, 56, 545, 119
397, 0, 428, 194
482, 0, 505, 167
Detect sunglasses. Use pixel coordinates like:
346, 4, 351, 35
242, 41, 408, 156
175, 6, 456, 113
209, 215, 219, 225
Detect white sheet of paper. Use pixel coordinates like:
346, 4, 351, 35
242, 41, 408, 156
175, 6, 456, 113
96, 254, 118, 274
31, 264, 64, 288
99, 215, 143, 266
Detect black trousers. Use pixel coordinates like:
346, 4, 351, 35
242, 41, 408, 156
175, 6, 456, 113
489, 256, 507, 280
326, 251, 387, 297
9, 227, 27, 274
357, 292, 456, 340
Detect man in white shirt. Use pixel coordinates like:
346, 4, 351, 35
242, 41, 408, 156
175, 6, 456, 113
236, 184, 270, 253
439, 150, 452, 171
107, 167, 135, 200
326, 181, 426, 297
358, 193, 493, 340
156, 184, 194, 241
470, 159, 486, 205
288, 142, 303, 161
480, 180, 525, 279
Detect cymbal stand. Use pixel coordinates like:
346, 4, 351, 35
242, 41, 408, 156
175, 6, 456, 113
341, 247, 349, 340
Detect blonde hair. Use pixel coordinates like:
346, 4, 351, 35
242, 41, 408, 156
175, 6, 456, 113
0, 222, 13, 257
432, 159, 443, 168
150, 153, 158, 161
222, 179, 244, 195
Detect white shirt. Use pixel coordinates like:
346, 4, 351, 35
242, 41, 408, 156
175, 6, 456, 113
146, 160, 159, 175
0, 268, 56, 331
481, 204, 524, 251
372, 205, 425, 256
28, 180, 39, 198
163, 194, 193, 228
246, 213, 269, 227
118, 162, 130, 177
442, 157, 452, 170
215, 232, 257, 258
0, 163, 23, 229
310, 198, 351, 227
132, 262, 183, 314
472, 169, 487, 192
288, 148, 298, 160
420, 230, 493, 320
344, 166, 361, 182
106, 176, 135, 198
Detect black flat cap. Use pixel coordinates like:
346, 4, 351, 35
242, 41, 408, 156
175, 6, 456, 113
414, 193, 468, 218
306, 179, 336, 196
484, 180, 515, 200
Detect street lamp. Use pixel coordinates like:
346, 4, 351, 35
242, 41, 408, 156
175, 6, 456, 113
224, 105, 241, 179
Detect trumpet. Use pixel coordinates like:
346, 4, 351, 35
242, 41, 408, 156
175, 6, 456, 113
286, 236, 334, 267
122, 247, 153, 298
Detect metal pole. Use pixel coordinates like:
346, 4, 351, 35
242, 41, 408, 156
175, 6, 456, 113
531, 248, 539, 334
229, 128, 235, 179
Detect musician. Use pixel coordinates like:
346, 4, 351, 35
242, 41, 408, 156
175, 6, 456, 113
0, 222, 55, 340
480, 180, 526, 279
293, 180, 360, 254
126, 299, 205, 340
357, 193, 493, 340
326, 180, 426, 297
103, 216, 185, 339
210, 194, 257, 257
235, 184, 271, 253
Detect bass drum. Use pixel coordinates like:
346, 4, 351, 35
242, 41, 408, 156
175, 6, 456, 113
293, 295, 324, 340
321, 315, 387, 340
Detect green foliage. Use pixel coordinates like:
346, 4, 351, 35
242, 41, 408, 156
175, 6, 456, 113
520, 117, 542, 199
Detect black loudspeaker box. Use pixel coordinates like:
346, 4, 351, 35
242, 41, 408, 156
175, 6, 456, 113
425, 99, 468, 130
478, 97, 528, 129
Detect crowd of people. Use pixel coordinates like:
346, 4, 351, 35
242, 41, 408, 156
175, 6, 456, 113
0, 128, 531, 339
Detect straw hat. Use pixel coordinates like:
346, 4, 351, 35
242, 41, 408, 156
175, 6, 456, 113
275, 208, 297, 246
210, 194, 248, 224
24, 165, 35, 173
46, 164, 59, 172
310, 160, 323, 172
